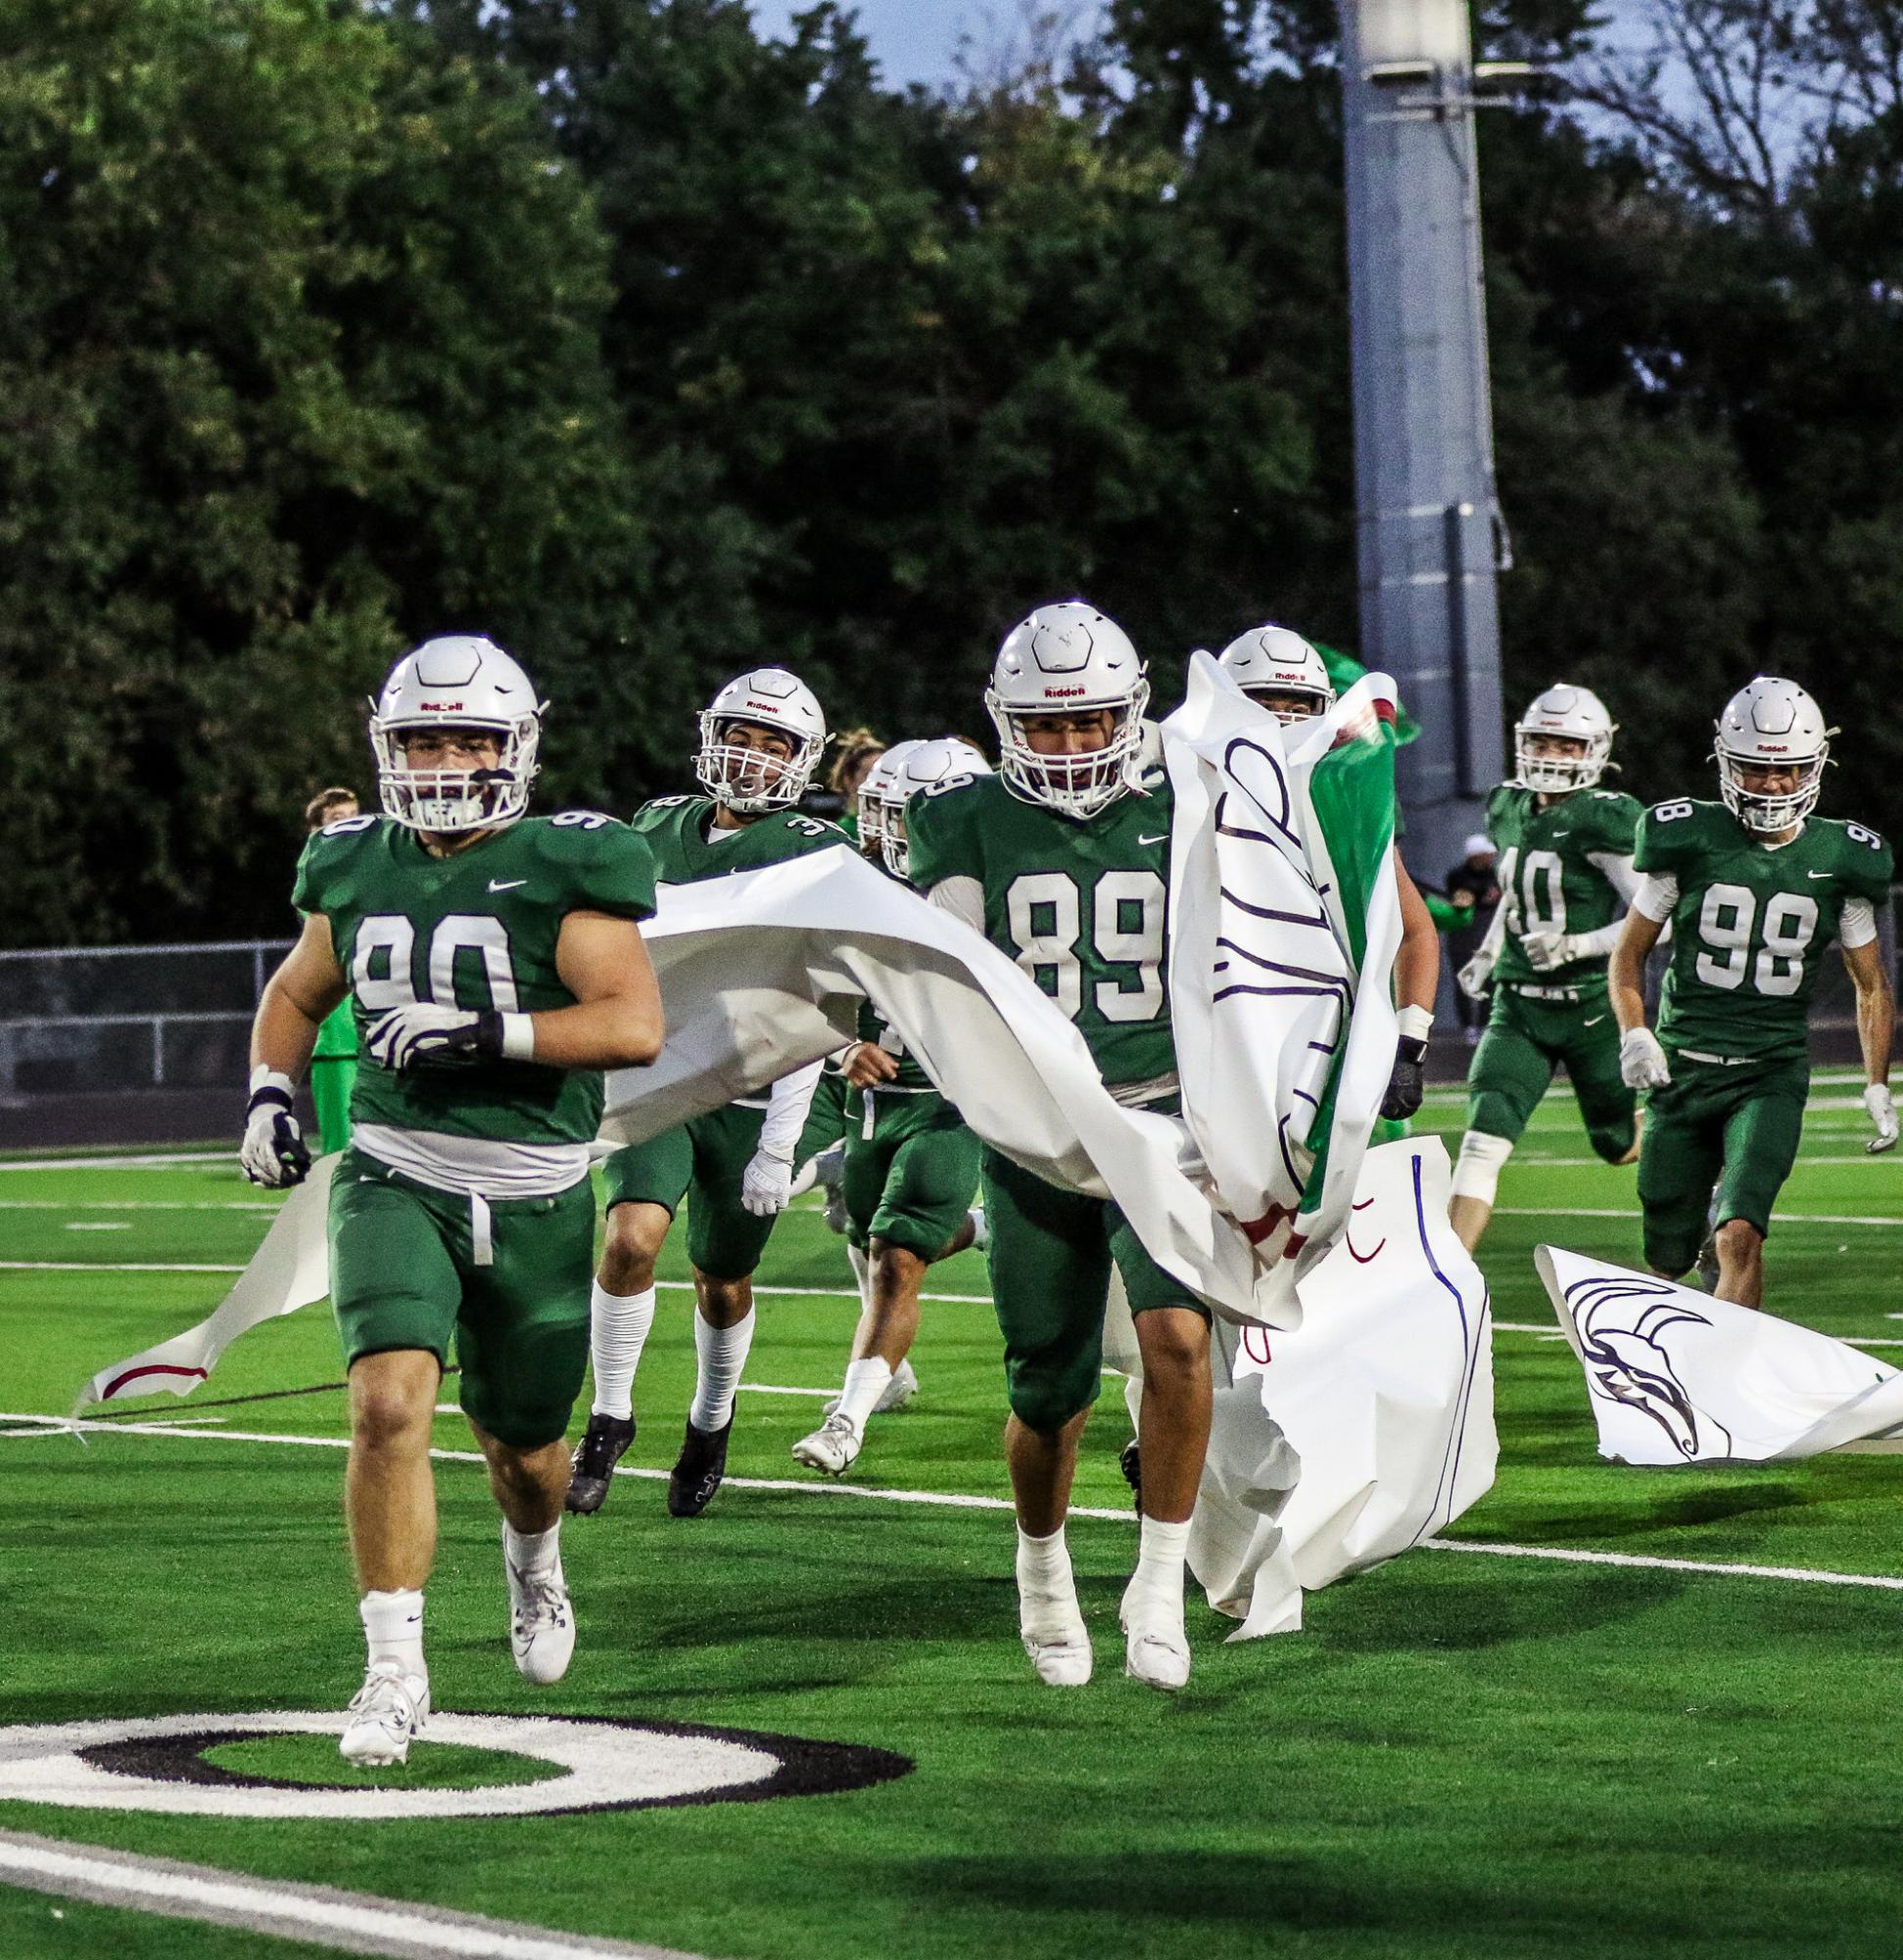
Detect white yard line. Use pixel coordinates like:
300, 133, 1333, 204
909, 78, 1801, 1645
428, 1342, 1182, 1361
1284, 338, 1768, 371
0, 1828, 705, 1960
0, 1152, 229, 1171
6, 1410, 1902, 1592
1491, 1207, 1903, 1228
0, 1199, 279, 1213
1493, 1318, 1903, 1350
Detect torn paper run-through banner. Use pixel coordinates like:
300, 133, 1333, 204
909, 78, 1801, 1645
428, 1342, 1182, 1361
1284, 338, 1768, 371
1537, 1244, 1903, 1465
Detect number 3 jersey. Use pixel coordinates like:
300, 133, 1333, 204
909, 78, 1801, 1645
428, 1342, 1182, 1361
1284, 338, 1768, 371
294, 814, 657, 1148
629, 795, 847, 885
1487, 785, 1642, 990
1634, 799, 1893, 1065
906, 766, 1175, 1099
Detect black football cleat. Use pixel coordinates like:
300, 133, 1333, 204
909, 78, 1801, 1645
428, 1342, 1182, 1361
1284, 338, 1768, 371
667, 1415, 734, 1517
1119, 1436, 1143, 1514
564, 1412, 636, 1515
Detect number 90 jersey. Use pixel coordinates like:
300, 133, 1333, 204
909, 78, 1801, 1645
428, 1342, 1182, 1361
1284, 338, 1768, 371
1635, 799, 1893, 1064
294, 813, 657, 1145
1488, 785, 1642, 989
906, 769, 1174, 1093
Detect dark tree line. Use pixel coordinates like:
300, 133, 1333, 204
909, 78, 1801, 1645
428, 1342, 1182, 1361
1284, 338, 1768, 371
4, 0, 1899, 946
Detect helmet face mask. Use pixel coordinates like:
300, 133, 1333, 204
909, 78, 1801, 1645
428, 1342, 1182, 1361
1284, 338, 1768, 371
695, 668, 827, 815
1715, 677, 1832, 835
1511, 684, 1615, 794
880, 737, 990, 878
985, 602, 1149, 821
1216, 625, 1337, 726
369, 636, 544, 834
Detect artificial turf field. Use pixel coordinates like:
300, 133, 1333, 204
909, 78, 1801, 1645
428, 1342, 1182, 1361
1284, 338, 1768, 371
2, 1074, 1901, 1959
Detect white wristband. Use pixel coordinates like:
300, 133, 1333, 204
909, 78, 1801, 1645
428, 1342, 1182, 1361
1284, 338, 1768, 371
499, 1013, 537, 1062
1396, 1004, 1434, 1045
248, 1064, 297, 1102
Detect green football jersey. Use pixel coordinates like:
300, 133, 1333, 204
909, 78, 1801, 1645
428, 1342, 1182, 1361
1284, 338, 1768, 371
907, 767, 1175, 1092
293, 811, 656, 1146
852, 997, 933, 1091
1635, 799, 1893, 1064
630, 795, 847, 884
1488, 785, 1642, 988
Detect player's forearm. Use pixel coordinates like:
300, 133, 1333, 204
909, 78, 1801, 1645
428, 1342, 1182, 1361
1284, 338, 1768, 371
250, 974, 334, 1081
1392, 857, 1440, 1011
1608, 941, 1649, 1033
1853, 968, 1894, 1087
523, 993, 664, 1071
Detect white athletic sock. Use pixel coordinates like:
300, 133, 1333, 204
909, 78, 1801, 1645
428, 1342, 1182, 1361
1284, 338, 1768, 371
967, 1207, 988, 1253
845, 1241, 871, 1308
835, 1358, 892, 1431
502, 1520, 562, 1580
1015, 1523, 1079, 1633
689, 1309, 754, 1432
360, 1588, 425, 1677
1124, 1514, 1190, 1621
588, 1281, 655, 1420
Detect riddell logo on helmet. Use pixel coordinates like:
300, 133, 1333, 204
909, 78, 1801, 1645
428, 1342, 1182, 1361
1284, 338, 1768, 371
1044, 687, 1087, 699
420, 700, 464, 711
743, 700, 784, 717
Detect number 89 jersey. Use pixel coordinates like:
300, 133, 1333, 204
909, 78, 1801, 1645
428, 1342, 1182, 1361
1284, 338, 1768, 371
294, 813, 658, 1145
1635, 799, 1893, 1065
905, 768, 1174, 1094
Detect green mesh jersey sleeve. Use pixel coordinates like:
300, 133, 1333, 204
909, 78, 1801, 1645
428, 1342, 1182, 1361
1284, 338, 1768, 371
534, 816, 657, 923
904, 777, 986, 891
1824, 819, 1895, 907
1580, 790, 1642, 859
1633, 799, 1719, 879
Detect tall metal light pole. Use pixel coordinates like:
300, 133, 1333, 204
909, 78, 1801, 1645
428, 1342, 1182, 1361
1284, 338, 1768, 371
1339, 0, 1510, 884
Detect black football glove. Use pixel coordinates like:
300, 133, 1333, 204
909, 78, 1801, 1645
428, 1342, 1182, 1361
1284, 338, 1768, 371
1380, 1035, 1427, 1123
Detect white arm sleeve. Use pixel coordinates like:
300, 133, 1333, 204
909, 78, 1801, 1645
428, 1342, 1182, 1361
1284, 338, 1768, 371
1564, 920, 1627, 959
927, 876, 986, 935
757, 1058, 825, 1162
1633, 873, 1679, 923
1587, 850, 1646, 907
1840, 897, 1879, 950
1476, 890, 1510, 961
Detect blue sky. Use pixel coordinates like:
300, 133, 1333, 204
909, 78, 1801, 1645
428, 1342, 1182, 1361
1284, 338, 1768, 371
749, 1, 1106, 89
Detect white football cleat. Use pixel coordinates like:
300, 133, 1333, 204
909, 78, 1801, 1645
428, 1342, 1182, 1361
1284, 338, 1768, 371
824, 1358, 918, 1419
1021, 1613, 1093, 1688
1119, 1582, 1191, 1694
791, 1410, 863, 1476
505, 1542, 575, 1686
339, 1659, 430, 1766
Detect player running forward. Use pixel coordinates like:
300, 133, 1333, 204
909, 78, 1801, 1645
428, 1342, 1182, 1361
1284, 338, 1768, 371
241, 636, 664, 1765
568, 669, 849, 1519
1612, 678, 1896, 1308
1442, 686, 1646, 1250
791, 739, 990, 1477
1215, 625, 1442, 1123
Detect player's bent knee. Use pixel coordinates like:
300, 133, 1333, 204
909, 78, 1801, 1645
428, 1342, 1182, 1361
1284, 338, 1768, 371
350, 1358, 440, 1449
1007, 1362, 1100, 1436
1714, 1217, 1763, 1259
1451, 1131, 1514, 1206
1130, 1307, 1209, 1377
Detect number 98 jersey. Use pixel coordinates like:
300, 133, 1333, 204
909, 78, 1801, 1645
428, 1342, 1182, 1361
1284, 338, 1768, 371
1635, 798, 1893, 1065
905, 767, 1175, 1095
293, 812, 657, 1146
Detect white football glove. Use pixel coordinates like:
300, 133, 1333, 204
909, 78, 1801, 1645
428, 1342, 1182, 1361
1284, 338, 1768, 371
1863, 1083, 1898, 1155
364, 1003, 492, 1072
1520, 929, 1580, 974
740, 1147, 794, 1218
1455, 949, 1496, 1001
1618, 1027, 1672, 1090
240, 1068, 310, 1187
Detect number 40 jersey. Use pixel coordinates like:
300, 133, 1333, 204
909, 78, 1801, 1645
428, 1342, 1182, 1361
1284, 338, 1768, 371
1635, 799, 1893, 1066
905, 766, 1175, 1098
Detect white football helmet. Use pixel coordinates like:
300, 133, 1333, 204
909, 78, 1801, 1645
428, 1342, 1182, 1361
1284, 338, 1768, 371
1512, 684, 1616, 793
1216, 624, 1337, 722
1715, 677, 1833, 834
696, 668, 828, 815
985, 601, 1149, 820
368, 636, 544, 834
881, 738, 992, 878
857, 739, 923, 856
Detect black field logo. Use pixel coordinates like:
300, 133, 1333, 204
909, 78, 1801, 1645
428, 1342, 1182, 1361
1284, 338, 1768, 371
0, 1711, 913, 1819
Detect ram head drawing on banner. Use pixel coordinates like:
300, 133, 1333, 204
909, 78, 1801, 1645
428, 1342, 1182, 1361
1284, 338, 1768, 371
1567, 1273, 1733, 1462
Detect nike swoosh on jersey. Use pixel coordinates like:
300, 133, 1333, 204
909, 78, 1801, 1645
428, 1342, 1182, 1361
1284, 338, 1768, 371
1807, 870, 1832, 880
1583, 1015, 1607, 1027
489, 878, 528, 891
1137, 834, 1168, 846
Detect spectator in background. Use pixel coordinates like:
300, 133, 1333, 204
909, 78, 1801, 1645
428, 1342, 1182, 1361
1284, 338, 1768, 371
827, 729, 884, 842
1444, 834, 1500, 1045
302, 787, 361, 1153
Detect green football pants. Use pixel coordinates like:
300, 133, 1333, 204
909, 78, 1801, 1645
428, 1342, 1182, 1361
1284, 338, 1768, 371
327, 1148, 595, 1450
842, 1090, 981, 1261
1637, 1054, 1808, 1276
309, 1056, 357, 1156
980, 1147, 1206, 1434
1467, 985, 1638, 1164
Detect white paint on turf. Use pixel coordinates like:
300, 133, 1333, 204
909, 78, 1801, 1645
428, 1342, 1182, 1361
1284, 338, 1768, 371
0, 1826, 709, 1960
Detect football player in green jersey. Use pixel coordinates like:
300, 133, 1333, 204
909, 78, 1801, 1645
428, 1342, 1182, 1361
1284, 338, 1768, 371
569, 668, 851, 1520
1443, 685, 1646, 1250
1215, 625, 1445, 1124
242, 636, 664, 1766
1612, 677, 1896, 1308
791, 738, 991, 1477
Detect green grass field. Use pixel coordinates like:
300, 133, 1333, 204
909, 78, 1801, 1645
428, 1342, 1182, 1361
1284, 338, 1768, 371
3, 1076, 1902, 1958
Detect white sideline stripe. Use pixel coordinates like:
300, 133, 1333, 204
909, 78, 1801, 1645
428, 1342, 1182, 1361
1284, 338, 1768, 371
1492, 1207, 1903, 1228
0, 1199, 279, 1213
739, 1382, 833, 1398
6, 1411, 1900, 1590
0, 1827, 706, 1960
1510, 1155, 1893, 1169
0, 1152, 229, 1171
1493, 1318, 1903, 1351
